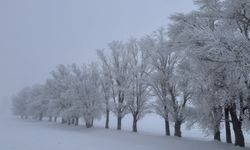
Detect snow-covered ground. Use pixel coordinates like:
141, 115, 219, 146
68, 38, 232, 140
0, 112, 249, 150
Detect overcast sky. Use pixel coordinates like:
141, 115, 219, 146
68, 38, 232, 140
0, 0, 195, 103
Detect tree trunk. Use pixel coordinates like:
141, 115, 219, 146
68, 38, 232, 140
85, 122, 90, 128
164, 117, 170, 136
61, 118, 66, 124
86, 120, 93, 128
67, 119, 71, 125
49, 116, 52, 122
117, 91, 124, 130
214, 129, 221, 141
71, 118, 75, 125
132, 115, 137, 132
229, 104, 245, 147
105, 109, 109, 129
39, 113, 43, 121
174, 120, 181, 137
117, 116, 122, 130
75, 117, 79, 126
54, 117, 57, 122
212, 106, 222, 142
224, 107, 232, 143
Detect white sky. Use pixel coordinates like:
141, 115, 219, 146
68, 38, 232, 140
0, 0, 195, 103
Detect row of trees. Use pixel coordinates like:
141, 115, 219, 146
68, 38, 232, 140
12, 0, 250, 147
12, 64, 102, 127
167, 0, 250, 147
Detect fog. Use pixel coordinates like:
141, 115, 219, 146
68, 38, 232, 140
0, 0, 194, 111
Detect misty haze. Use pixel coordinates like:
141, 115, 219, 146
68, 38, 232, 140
1, 0, 250, 150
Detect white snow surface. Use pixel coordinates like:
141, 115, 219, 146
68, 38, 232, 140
0, 113, 249, 150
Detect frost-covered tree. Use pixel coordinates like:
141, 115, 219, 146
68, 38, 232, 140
169, 58, 193, 137
190, 65, 224, 141
12, 85, 50, 121
46, 64, 73, 124
224, 0, 250, 40
97, 41, 131, 130
144, 30, 192, 137
224, 1, 250, 135
144, 28, 177, 136
70, 63, 103, 128
168, 8, 226, 141
168, 0, 250, 146
27, 84, 50, 121
97, 50, 112, 129
12, 87, 32, 119
126, 38, 151, 132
